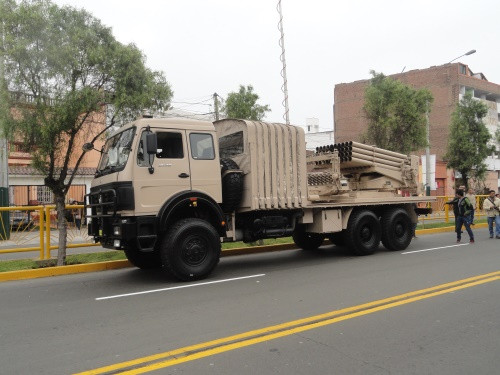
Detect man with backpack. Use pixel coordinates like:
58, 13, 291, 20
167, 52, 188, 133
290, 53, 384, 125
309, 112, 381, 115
456, 189, 474, 243
483, 190, 500, 239
445, 191, 461, 237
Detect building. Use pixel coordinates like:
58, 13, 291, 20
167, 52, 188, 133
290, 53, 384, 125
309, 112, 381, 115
334, 63, 500, 195
5, 92, 105, 205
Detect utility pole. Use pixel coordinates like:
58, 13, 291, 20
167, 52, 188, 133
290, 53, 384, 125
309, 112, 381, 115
0, 14, 10, 239
213, 92, 220, 121
277, 0, 290, 125
425, 101, 431, 196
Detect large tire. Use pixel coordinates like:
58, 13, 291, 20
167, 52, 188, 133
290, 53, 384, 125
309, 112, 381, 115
292, 225, 324, 251
381, 207, 412, 251
124, 247, 161, 269
161, 218, 221, 281
220, 158, 243, 213
345, 209, 381, 256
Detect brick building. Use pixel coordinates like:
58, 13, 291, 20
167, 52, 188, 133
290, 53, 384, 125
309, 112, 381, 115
334, 63, 500, 195
4, 92, 106, 205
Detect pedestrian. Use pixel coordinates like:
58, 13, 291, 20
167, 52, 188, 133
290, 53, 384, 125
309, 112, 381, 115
455, 189, 474, 243
445, 191, 461, 238
69, 198, 82, 230
483, 190, 500, 239
465, 188, 476, 224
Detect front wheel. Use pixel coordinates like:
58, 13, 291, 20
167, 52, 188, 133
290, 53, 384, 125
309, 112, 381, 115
161, 218, 221, 281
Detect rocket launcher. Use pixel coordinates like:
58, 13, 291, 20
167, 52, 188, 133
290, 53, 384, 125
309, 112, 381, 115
307, 141, 419, 200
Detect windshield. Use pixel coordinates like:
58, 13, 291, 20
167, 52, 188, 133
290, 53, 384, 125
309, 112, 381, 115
96, 127, 136, 177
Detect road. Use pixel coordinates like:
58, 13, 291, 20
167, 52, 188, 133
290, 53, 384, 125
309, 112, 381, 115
0, 231, 499, 375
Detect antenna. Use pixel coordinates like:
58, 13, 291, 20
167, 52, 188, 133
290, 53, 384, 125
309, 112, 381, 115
277, 0, 290, 125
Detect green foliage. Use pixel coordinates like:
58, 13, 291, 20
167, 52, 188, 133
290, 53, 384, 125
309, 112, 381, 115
444, 92, 492, 189
1, 0, 173, 195
222, 85, 270, 121
363, 71, 433, 154
0, 0, 172, 264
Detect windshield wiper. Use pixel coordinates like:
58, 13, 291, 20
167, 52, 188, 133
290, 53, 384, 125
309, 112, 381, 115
96, 165, 119, 177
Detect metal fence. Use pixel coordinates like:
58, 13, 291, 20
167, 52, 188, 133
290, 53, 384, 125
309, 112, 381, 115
0, 204, 97, 260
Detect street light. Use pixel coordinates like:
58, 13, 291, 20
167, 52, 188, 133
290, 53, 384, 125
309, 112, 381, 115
423, 49, 476, 196
448, 49, 476, 64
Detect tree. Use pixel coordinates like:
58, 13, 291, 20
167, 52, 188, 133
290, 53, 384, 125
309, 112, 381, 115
222, 84, 270, 121
444, 92, 492, 190
0, 0, 172, 265
363, 71, 433, 154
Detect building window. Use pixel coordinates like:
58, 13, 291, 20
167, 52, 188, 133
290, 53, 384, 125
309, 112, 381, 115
36, 186, 53, 204
459, 64, 467, 75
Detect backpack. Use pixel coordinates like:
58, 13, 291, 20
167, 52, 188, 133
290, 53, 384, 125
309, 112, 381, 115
458, 197, 473, 216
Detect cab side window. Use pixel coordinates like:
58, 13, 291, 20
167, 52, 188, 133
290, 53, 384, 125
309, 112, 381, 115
137, 131, 184, 167
156, 132, 184, 159
189, 133, 215, 160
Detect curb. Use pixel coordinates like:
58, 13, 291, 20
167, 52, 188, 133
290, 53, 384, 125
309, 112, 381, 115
0, 260, 131, 282
0, 223, 489, 282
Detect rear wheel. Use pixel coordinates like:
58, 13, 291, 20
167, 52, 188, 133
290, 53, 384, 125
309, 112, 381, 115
161, 218, 221, 281
381, 207, 412, 251
292, 225, 324, 251
124, 247, 161, 269
345, 209, 381, 256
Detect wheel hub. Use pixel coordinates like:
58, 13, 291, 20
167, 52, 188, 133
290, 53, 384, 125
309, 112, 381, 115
360, 226, 372, 242
182, 237, 207, 266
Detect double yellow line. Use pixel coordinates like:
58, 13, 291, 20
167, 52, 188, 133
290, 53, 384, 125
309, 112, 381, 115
76, 271, 499, 375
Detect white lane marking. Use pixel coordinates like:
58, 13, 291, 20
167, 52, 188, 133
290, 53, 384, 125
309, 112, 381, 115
402, 243, 469, 255
95, 274, 266, 301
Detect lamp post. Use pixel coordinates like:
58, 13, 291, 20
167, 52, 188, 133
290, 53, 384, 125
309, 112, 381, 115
424, 50, 476, 196
425, 101, 431, 196
448, 49, 476, 64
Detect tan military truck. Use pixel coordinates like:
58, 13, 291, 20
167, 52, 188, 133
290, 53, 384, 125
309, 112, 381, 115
86, 118, 433, 280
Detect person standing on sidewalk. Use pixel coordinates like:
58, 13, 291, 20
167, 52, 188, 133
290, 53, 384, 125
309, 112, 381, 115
456, 189, 474, 243
465, 188, 477, 224
483, 190, 500, 239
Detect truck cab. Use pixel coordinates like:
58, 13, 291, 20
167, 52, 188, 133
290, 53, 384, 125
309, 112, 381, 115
87, 118, 224, 255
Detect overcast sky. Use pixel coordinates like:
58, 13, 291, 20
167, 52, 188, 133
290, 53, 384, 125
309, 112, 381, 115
53, 0, 499, 131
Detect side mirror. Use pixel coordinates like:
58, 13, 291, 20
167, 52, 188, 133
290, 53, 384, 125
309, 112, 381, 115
145, 133, 157, 155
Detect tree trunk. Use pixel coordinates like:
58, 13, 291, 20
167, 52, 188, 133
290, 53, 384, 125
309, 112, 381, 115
55, 194, 68, 266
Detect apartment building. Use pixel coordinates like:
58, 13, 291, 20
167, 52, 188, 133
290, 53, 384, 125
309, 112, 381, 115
334, 63, 500, 195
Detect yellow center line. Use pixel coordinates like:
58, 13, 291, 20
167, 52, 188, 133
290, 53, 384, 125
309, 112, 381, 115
75, 271, 500, 375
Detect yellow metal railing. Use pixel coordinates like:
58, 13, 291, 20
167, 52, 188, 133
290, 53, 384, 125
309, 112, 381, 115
0, 204, 98, 260
0, 196, 491, 260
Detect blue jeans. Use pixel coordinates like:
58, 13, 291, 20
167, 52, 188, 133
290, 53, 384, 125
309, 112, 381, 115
456, 215, 474, 241
487, 216, 500, 237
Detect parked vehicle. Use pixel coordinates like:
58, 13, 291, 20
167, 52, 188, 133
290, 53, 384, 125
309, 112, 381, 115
86, 118, 433, 280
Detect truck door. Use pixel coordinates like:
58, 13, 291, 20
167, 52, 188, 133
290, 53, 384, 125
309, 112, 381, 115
135, 129, 191, 214
186, 131, 222, 203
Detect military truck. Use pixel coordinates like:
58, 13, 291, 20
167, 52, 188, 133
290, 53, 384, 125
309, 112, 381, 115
85, 118, 433, 280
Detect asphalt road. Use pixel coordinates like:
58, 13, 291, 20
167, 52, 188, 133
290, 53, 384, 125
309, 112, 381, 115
0, 231, 499, 375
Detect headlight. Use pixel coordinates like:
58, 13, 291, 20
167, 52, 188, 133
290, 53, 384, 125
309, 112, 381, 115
113, 226, 121, 236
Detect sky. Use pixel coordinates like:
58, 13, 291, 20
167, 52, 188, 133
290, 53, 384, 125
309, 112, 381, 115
53, 0, 500, 131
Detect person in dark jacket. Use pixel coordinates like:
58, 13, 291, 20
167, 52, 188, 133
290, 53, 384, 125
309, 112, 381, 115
455, 189, 474, 243
445, 191, 461, 237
